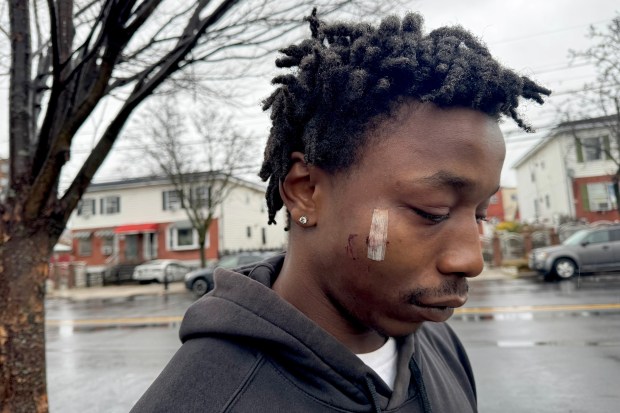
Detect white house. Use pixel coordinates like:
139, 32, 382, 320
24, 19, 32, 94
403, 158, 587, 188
513, 115, 619, 224
69, 174, 287, 273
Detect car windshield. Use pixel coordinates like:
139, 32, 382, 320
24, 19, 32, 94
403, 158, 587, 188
217, 256, 239, 268
563, 230, 590, 246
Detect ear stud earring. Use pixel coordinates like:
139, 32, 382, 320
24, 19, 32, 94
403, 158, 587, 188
298, 216, 308, 225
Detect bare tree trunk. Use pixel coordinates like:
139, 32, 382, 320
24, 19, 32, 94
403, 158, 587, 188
198, 218, 211, 268
613, 173, 620, 215
0, 229, 52, 413
199, 237, 207, 268
614, 98, 620, 215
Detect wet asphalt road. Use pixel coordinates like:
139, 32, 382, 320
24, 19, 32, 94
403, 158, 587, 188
450, 274, 620, 413
45, 274, 620, 413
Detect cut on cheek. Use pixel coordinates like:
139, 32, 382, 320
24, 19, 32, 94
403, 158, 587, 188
367, 208, 388, 261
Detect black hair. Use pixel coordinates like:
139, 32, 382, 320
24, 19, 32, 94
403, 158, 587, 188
259, 9, 550, 225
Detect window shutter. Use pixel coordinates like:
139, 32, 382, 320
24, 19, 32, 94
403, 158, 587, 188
604, 136, 611, 160
162, 192, 168, 211
581, 184, 590, 212
100, 198, 104, 215
576, 138, 584, 163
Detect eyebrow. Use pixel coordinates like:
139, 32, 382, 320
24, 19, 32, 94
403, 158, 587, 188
416, 171, 476, 190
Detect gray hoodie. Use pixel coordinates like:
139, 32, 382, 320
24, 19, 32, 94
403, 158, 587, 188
131, 254, 477, 412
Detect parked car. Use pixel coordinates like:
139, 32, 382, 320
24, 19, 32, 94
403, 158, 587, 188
184, 252, 275, 296
132, 259, 190, 284
529, 225, 620, 280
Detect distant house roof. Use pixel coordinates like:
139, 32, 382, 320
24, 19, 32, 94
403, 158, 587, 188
85, 172, 266, 193
512, 115, 618, 170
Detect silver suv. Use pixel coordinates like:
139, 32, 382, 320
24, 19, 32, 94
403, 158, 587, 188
529, 225, 620, 280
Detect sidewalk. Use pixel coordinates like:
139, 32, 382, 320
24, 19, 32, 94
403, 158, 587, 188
46, 281, 188, 301
474, 265, 536, 281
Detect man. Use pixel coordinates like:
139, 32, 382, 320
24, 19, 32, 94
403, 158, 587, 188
131, 10, 549, 412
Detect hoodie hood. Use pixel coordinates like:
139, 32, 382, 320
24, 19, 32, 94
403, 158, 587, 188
180, 255, 382, 403
179, 254, 422, 410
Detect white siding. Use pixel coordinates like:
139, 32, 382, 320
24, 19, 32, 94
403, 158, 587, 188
218, 185, 287, 252
515, 137, 572, 223
70, 183, 189, 229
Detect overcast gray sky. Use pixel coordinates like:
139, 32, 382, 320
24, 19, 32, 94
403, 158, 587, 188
1, 0, 618, 187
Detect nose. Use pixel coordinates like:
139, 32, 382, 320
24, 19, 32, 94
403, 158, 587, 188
436, 217, 484, 278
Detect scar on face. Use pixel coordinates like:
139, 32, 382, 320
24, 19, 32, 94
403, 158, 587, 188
367, 208, 388, 261
346, 234, 358, 260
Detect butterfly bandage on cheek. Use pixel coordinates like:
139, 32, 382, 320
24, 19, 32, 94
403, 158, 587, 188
367, 209, 388, 261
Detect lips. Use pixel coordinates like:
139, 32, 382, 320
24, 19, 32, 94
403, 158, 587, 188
415, 296, 467, 310
408, 296, 467, 322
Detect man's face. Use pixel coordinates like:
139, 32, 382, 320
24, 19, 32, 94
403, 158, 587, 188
309, 102, 505, 337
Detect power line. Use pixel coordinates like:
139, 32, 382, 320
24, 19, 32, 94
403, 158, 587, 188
490, 18, 612, 46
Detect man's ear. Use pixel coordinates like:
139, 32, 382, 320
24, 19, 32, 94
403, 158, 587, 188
279, 152, 317, 227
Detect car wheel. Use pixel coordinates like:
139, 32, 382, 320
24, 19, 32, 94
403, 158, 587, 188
553, 258, 576, 279
192, 278, 211, 296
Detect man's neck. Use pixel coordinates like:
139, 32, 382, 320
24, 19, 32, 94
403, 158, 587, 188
273, 254, 387, 354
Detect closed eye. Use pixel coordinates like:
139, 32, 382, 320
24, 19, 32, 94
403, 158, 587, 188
413, 208, 450, 224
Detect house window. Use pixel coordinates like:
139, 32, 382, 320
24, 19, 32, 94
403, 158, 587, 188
578, 136, 609, 162
177, 228, 194, 247
545, 195, 550, 208
76, 198, 96, 216
100, 196, 120, 214
261, 228, 266, 245
191, 186, 210, 208
246, 226, 252, 238
77, 238, 92, 256
586, 183, 617, 212
101, 236, 114, 255
162, 190, 183, 211
167, 224, 205, 250
489, 194, 499, 205
531, 172, 535, 182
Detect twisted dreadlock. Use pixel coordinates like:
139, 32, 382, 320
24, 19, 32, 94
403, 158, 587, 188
259, 10, 550, 225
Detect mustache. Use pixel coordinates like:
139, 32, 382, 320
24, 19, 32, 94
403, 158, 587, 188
404, 279, 469, 305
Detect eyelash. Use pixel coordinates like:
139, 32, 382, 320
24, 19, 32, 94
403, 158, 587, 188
413, 208, 488, 224
413, 208, 450, 224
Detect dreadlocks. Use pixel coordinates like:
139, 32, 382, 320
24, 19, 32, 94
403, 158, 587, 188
259, 10, 550, 225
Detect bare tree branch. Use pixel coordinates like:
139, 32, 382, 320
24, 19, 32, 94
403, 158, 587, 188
8, 0, 34, 196
121, 97, 253, 266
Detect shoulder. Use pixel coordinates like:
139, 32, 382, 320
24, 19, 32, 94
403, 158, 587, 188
416, 322, 477, 400
417, 321, 467, 355
130, 337, 263, 413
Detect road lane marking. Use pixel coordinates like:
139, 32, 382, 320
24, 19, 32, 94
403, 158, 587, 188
456, 303, 620, 314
